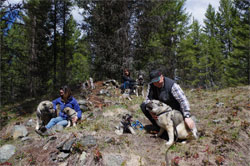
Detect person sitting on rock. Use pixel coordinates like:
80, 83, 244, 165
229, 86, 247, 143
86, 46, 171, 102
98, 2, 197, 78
120, 68, 136, 94
36, 85, 82, 135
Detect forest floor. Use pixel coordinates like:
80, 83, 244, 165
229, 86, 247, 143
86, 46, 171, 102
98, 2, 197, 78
0, 82, 249, 166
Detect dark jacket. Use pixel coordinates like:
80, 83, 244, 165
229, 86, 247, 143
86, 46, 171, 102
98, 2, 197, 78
148, 77, 181, 111
52, 96, 82, 120
121, 75, 135, 83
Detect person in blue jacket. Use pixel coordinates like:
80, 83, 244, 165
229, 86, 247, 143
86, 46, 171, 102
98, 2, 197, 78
38, 85, 82, 133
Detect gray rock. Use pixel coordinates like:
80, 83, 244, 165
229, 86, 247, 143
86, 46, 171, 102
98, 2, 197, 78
79, 151, 87, 165
79, 135, 97, 147
104, 137, 115, 144
62, 138, 77, 152
56, 134, 72, 149
78, 99, 88, 106
21, 137, 32, 142
103, 154, 124, 166
26, 119, 35, 127
80, 105, 88, 111
58, 162, 68, 166
57, 152, 70, 162
12, 125, 28, 140
213, 119, 221, 124
51, 124, 64, 132
0, 144, 16, 163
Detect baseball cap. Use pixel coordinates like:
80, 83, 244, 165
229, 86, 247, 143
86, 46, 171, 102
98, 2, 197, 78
149, 70, 161, 83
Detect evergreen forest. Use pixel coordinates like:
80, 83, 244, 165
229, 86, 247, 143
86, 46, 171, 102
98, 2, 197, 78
0, 0, 249, 105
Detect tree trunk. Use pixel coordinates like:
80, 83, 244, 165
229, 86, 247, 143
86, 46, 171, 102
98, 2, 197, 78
30, 15, 37, 97
53, 0, 57, 89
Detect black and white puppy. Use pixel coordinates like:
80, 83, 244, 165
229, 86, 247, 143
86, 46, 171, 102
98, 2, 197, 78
36, 100, 56, 130
115, 114, 136, 135
146, 100, 198, 145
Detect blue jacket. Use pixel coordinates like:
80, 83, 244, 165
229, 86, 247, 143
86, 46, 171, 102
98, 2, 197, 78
52, 96, 82, 120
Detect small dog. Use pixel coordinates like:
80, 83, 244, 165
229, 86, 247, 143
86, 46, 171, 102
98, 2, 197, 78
62, 107, 78, 127
119, 89, 132, 101
36, 100, 56, 130
135, 74, 144, 97
115, 114, 136, 135
146, 100, 198, 145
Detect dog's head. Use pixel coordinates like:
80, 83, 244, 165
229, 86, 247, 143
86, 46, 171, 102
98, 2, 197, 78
122, 113, 133, 123
137, 74, 144, 85
139, 74, 143, 80
124, 89, 130, 94
63, 107, 77, 117
146, 100, 171, 115
41, 101, 55, 114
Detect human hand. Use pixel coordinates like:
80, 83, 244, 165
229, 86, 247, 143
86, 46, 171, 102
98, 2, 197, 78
72, 116, 78, 123
184, 117, 194, 129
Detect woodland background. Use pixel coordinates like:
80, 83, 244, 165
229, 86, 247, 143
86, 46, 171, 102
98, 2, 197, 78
0, 0, 249, 105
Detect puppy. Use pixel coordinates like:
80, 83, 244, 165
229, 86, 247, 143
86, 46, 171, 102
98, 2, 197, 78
62, 107, 78, 127
135, 74, 144, 97
146, 100, 198, 145
36, 100, 56, 130
119, 89, 132, 101
115, 114, 136, 135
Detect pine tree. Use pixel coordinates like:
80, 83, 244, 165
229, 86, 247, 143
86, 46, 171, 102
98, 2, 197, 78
217, 0, 235, 86
203, 4, 224, 88
177, 19, 203, 88
229, 0, 250, 85
77, 0, 135, 80
134, 0, 189, 79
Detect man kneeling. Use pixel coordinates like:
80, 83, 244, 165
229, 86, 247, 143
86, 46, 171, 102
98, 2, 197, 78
141, 70, 197, 140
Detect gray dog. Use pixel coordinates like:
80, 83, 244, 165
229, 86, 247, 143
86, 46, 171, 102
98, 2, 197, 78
135, 74, 144, 97
146, 100, 198, 145
62, 107, 78, 127
36, 100, 56, 130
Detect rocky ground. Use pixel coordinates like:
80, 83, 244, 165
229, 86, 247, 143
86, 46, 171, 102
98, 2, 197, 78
0, 82, 249, 166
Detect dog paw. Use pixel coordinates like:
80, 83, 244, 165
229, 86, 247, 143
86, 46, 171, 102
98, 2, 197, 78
192, 130, 199, 139
166, 141, 174, 145
115, 129, 123, 136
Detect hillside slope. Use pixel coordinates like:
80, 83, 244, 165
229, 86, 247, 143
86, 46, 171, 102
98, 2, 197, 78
0, 84, 249, 166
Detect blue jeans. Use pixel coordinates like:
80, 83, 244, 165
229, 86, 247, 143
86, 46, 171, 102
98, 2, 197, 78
121, 81, 136, 90
45, 116, 68, 129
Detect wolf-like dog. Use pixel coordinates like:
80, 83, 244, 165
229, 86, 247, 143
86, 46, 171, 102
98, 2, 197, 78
62, 107, 78, 127
146, 100, 198, 145
36, 100, 56, 130
135, 74, 144, 97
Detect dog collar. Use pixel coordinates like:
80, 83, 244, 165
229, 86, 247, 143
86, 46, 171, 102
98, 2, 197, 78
156, 110, 170, 116
68, 112, 77, 117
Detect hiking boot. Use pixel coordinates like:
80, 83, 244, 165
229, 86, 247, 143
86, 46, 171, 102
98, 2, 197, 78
35, 129, 45, 136
40, 126, 47, 132
35, 126, 47, 136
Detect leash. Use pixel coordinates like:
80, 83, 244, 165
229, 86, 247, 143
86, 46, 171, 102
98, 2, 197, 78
131, 120, 144, 130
